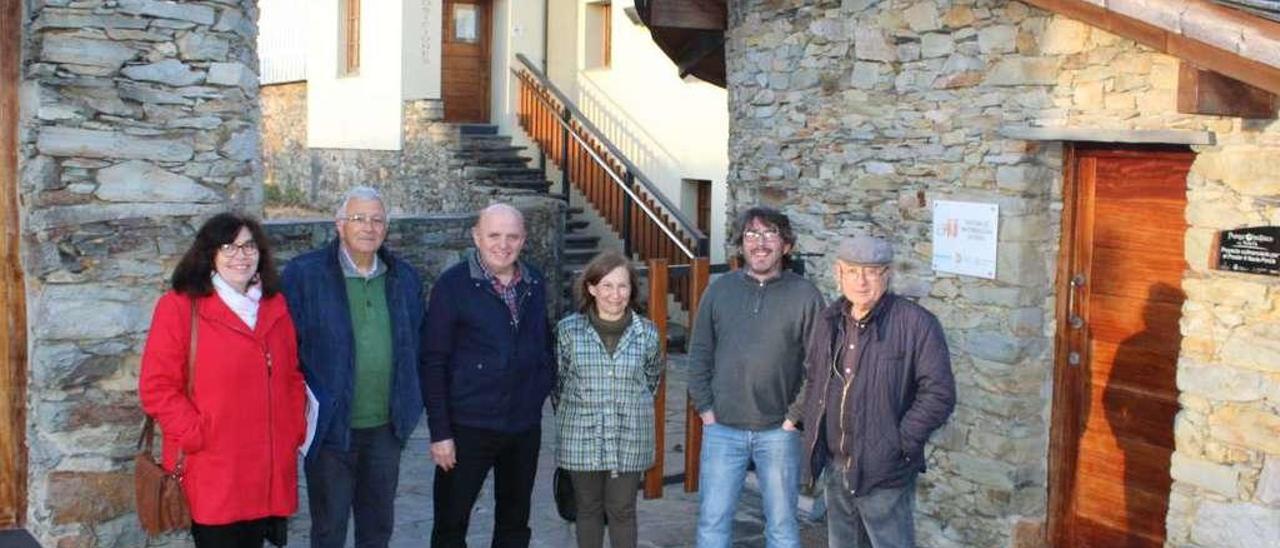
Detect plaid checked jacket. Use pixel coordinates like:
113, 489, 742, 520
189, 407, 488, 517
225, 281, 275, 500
554, 312, 662, 472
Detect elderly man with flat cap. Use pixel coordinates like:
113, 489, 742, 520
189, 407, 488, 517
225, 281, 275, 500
798, 235, 956, 548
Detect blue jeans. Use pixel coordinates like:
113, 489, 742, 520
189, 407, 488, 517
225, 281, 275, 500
305, 424, 402, 548
825, 468, 916, 548
696, 423, 801, 548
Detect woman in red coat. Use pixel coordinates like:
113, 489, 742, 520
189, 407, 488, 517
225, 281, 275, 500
139, 213, 306, 547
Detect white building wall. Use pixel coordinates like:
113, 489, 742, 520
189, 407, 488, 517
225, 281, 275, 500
259, 0, 308, 84
403, 0, 444, 100
307, 0, 407, 150
492, 0, 547, 139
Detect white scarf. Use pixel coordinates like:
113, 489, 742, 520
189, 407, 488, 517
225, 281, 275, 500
212, 272, 262, 330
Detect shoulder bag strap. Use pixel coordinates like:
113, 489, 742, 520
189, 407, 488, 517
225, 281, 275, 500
173, 297, 198, 475
136, 296, 201, 464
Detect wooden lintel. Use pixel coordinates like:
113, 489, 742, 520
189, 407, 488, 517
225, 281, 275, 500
1178, 62, 1278, 119
1021, 0, 1280, 96
647, 0, 726, 31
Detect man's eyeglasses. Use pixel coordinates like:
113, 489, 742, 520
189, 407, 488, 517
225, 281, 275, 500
840, 265, 888, 281
339, 214, 388, 228
742, 229, 781, 243
218, 241, 260, 258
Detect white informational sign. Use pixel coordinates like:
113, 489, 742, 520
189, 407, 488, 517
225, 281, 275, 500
932, 200, 999, 279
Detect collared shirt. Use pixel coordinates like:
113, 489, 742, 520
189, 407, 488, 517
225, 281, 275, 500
339, 245, 385, 279
473, 253, 523, 324
827, 312, 866, 461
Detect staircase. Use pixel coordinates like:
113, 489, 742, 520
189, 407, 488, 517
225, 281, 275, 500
442, 124, 552, 195
512, 54, 709, 313
440, 123, 606, 311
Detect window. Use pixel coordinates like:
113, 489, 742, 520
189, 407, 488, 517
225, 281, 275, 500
586, 1, 611, 69
453, 3, 480, 43
341, 0, 361, 75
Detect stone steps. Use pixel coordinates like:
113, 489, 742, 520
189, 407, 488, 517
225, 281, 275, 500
463, 166, 546, 181
563, 234, 600, 250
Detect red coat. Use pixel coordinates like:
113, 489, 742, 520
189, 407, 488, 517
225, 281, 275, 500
139, 290, 306, 525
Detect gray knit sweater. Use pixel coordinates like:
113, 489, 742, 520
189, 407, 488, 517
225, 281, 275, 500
687, 270, 824, 430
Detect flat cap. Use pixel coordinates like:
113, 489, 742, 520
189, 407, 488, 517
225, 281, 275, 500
836, 235, 893, 265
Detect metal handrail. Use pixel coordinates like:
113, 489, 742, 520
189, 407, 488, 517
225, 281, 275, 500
513, 53, 709, 258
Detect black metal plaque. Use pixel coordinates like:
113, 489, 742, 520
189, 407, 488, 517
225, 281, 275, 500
1217, 226, 1280, 276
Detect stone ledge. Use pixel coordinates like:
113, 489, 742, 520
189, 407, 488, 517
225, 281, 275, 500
999, 126, 1217, 145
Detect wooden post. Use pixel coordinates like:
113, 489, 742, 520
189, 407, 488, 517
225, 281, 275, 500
621, 173, 634, 257
683, 257, 710, 493
560, 108, 571, 199
643, 258, 669, 499
0, 0, 28, 526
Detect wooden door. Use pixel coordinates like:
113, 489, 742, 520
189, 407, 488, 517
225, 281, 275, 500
0, 0, 27, 529
442, 0, 491, 123
1048, 145, 1193, 547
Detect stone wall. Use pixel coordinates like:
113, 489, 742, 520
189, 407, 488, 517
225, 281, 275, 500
260, 96, 478, 217
19, 0, 263, 545
725, 1, 1279, 546
260, 81, 307, 205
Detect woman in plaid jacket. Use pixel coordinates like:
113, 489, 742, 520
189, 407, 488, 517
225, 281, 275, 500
554, 251, 662, 548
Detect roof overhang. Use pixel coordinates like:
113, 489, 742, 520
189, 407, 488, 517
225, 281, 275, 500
634, 0, 727, 87
637, 0, 1280, 99
1022, 0, 1280, 95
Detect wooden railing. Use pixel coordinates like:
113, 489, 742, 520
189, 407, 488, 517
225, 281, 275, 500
514, 54, 708, 308
514, 55, 712, 497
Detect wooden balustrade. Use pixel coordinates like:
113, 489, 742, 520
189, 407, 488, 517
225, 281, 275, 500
515, 61, 714, 497
516, 69, 702, 307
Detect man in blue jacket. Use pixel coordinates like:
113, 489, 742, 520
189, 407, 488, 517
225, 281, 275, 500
282, 186, 425, 548
422, 203, 554, 547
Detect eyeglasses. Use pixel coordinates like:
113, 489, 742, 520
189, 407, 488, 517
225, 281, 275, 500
840, 265, 888, 281
339, 214, 388, 228
218, 241, 260, 258
742, 229, 781, 243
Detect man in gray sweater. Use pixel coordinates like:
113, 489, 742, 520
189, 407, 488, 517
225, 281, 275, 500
689, 207, 824, 548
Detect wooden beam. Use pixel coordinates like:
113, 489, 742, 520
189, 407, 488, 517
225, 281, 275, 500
0, 0, 28, 529
1178, 62, 1278, 118
646, 0, 726, 31
1021, 0, 1280, 96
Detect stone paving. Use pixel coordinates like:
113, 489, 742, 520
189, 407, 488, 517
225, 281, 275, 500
287, 356, 828, 547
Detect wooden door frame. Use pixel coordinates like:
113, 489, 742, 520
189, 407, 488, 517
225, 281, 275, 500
0, 0, 28, 529
442, 0, 493, 122
1046, 142, 1194, 545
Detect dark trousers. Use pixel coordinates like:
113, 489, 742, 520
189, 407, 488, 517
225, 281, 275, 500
825, 469, 916, 548
191, 516, 286, 548
568, 471, 640, 548
431, 425, 541, 548
305, 424, 402, 548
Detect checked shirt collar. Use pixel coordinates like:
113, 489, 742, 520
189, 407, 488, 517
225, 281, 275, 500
471, 251, 524, 325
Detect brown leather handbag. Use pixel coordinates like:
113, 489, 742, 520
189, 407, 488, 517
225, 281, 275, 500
135, 299, 198, 535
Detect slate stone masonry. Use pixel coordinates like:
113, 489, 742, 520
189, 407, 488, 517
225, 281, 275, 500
20, 1, 263, 545
725, 1, 1280, 546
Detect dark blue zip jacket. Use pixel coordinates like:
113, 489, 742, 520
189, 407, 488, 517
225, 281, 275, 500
800, 294, 955, 495
281, 239, 425, 460
420, 254, 554, 441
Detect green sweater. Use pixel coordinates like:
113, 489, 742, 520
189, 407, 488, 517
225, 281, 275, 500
346, 275, 393, 428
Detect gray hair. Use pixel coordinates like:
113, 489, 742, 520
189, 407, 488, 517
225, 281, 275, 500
335, 186, 386, 218
475, 202, 525, 231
